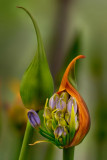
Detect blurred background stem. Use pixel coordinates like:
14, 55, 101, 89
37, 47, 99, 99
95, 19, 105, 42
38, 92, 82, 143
63, 147, 74, 160
49, 0, 72, 80
19, 120, 34, 160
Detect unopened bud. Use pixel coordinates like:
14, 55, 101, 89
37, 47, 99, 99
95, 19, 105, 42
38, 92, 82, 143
49, 93, 59, 110
67, 97, 77, 114
28, 109, 40, 128
19, 7, 54, 111
60, 92, 69, 102
56, 98, 66, 112
55, 110, 64, 121
54, 126, 64, 138
58, 118, 67, 126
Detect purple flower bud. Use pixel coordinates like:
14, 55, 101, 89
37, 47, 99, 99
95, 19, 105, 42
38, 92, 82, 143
55, 110, 64, 121
67, 97, 77, 114
54, 126, 64, 138
56, 98, 66, 112
49, 93, 59, 110
28, 109, 40, 128
58, 118, 67, 126
60, 92, 69, 102
54, 126, 67, 138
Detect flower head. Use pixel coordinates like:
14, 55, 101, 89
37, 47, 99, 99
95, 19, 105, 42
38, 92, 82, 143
29, 55, 90, 148
40, 92, 79, 148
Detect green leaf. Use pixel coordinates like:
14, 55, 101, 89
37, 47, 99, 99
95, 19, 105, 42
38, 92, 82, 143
18, 7, 54, 111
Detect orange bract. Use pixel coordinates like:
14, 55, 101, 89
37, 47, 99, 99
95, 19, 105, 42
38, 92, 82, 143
57, 55, 90, 147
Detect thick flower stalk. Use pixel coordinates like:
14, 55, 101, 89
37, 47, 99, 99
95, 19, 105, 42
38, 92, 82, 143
30, 55, 90, 149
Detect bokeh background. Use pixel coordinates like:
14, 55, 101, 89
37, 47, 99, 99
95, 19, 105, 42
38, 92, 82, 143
0, 0, 107, 160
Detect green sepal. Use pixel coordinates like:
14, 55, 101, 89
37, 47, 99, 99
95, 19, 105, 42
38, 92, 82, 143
18, 7, 54, 111
69, 105, 76, 142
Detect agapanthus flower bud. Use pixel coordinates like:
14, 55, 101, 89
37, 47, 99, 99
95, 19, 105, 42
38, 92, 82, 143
58, 55, 90, 147
36, 91, 79, 148
56, 98, 66, 112
67, 97, 77, 114
28, 109, 40, 128
32, 55, 90, 149
18, 7, 54, 111
60, 92, 69, 102
55, 110, 64, 121
58, 118, 67, 126
49, 93, 59, 110
54, 126, 67, 138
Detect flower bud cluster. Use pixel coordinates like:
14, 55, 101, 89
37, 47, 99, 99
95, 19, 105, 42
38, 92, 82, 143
43, 91, 79, 147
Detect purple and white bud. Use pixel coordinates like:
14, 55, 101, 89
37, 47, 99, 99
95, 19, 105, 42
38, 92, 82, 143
54, 126, 64, 138
56, 98, 66, 112
54, 126, 67, 138
55, 110, 64, 121
58, 118, 67, 126
67, 97, 77, 114
54, 126, 68, 138
49, 93, 59, 110
60, 92, 69, 102
28, 109, 40, 128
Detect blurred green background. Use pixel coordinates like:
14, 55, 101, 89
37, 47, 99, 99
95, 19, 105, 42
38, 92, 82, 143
0, 0, 107, 160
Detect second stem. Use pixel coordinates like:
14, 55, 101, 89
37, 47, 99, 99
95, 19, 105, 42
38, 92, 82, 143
19, 120, 34, 160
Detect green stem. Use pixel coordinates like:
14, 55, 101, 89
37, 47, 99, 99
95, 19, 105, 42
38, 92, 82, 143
19, 120, 34, 160
63, 147, 75, 160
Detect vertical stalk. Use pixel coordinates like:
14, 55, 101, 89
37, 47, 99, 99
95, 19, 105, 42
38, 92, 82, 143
19, 120, 34, 160
49, 0, 71, 79
63, 147, 75, 160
